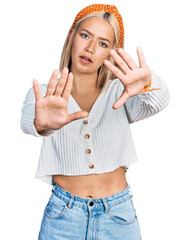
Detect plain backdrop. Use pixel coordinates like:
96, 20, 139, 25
1, 0, 190, 239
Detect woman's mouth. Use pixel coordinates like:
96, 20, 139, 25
80, 56, 93, 64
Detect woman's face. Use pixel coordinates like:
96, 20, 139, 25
70, 17, 115, 75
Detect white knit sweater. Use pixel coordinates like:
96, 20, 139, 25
20, 69, 170, 185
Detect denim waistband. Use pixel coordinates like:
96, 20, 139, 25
51, 183, 133, 213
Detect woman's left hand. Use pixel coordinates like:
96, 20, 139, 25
104, 47, 151, 109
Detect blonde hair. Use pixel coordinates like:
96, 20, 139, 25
59, 11, 124, 91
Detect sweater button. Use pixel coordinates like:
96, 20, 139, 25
89, 163, 94, 169
86, 149, 91, 154
89, 201, 94, 206
83, 120, 88, 124
84, 134, 90, 139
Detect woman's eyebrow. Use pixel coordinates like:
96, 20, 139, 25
80, 29, 111, 43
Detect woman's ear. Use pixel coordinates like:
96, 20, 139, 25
69, 28, 73, 40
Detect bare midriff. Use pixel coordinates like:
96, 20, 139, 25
53, 167, 127, 199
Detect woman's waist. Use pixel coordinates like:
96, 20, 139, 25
53, 167, 127, 198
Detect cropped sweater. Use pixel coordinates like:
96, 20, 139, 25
20, 69, 170, 185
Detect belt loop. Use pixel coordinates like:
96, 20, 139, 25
67, 194, 75, 209
52, 185, 55, 193
128, 185, 133, 197
102, 198, 109, 213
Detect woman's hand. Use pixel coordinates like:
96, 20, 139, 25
104, 47, 152, 109
33, 68, 89, 133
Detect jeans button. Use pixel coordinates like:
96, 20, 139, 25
89, 201, 94, 206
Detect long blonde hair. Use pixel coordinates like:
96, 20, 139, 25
59, 11, 124, 91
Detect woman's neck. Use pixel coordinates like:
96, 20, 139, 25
70, 69, 99, 95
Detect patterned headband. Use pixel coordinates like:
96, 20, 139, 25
71, 4, 124, 48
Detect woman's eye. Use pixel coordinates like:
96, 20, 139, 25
100, 42, 107, 48
81, 33, 89, 39
80, 34, 107, 48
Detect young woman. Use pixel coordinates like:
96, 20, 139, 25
21, 4, 170, 240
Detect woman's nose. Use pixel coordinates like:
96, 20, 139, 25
85, 40, 96, 54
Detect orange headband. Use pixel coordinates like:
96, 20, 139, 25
72, 4, 124, 48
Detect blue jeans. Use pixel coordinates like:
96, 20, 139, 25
38, 183, 142, 239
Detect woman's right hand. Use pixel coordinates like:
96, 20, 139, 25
33, 67, 89, 133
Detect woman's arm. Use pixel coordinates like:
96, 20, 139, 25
104, 47, 170, 123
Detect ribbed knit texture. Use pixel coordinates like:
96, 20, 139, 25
20, 69, 170, 185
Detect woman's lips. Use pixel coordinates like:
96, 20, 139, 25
80, 56, 92, 64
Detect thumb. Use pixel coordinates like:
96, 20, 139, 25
67, 111, 89, 122
113, 89, 130, 109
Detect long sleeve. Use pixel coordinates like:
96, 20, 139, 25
20, 83, 55, 138
122, 68, 170, 124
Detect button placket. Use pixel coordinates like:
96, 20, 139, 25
83, 118, 96, 173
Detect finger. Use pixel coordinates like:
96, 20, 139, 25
33, 79, 42, 102
54, 67, 68, 96
104, 59, 125, 81
67, 111, 89, 123
117, 48, 138, 69
109, 49, 130, 74
46, 69, 60, 96
137, 47, 147, 68
112, 89, 131, 109
61, 72, 73, 100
